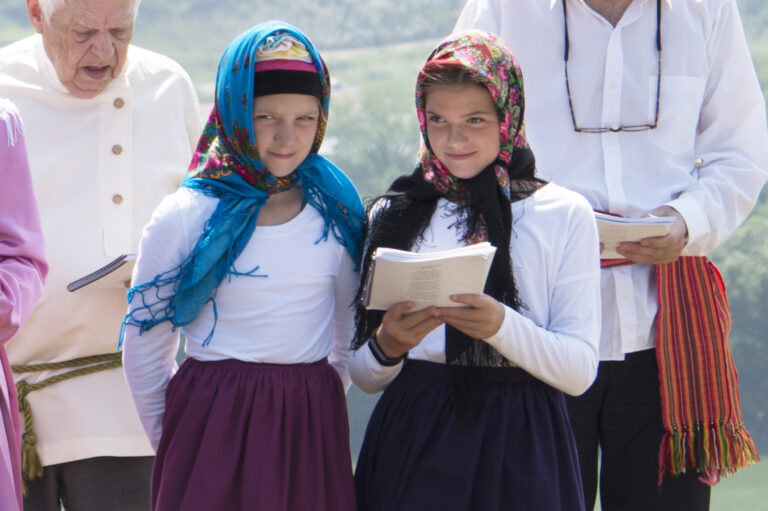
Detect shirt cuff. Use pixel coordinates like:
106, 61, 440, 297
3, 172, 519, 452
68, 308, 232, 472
665, 196, 708, 255
349, 342, 402, 394
482, 304, 509, 347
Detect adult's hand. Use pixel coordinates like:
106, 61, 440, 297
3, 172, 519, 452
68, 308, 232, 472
375, 302, 443, 358
616, 205, 688, 264
438, 293, 505, 340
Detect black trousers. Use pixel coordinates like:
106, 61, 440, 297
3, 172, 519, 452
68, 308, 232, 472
565, 349, 711, 511
23, 456, 154, 511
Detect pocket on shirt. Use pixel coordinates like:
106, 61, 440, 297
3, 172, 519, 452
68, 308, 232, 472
647, 75, 707, 154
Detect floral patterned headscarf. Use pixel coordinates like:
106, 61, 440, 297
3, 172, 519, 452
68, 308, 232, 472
415, 30, 533, 201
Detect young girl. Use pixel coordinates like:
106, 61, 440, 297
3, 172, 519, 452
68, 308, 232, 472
350, 31, 600, 510
120, 21, 363, 510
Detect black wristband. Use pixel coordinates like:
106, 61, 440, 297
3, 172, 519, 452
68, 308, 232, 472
368, 335, 407, 367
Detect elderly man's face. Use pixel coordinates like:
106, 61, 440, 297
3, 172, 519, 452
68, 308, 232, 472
28, 0, 136, 98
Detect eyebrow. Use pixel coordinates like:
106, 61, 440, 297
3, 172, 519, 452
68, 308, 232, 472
425, 108, 496, 117
252, 109, 319, 116
68, 10, 135, 30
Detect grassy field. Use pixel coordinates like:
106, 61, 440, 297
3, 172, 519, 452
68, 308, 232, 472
710, 462, 768, 511
594, 461, 768, 511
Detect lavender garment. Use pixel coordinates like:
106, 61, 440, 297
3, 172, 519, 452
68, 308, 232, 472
0, 99, 47, 511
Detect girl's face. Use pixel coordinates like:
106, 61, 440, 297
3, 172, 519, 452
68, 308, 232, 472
252, 93, 320, 178
424, 84, 500, 180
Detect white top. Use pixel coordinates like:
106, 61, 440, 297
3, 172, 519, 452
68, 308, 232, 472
455, 0, 768, 359
0, 35, 201, 465
122, 188, 358, 449
350, 183, 601, 397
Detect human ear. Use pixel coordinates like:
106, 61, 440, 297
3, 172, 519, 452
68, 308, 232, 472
26, 0, 45, 33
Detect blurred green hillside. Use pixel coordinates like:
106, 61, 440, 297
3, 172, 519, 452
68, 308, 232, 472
2, 1, 768, 507
0, 0, 464, 91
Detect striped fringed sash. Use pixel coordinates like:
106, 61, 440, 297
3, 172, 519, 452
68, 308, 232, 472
655, 256, 759, 483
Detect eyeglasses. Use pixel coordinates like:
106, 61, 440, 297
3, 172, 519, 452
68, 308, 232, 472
562, 0, 662, 133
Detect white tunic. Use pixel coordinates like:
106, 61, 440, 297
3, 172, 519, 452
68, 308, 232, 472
122, 188, 358, 449
350, 183, 601, 397
0, 35, 201, 466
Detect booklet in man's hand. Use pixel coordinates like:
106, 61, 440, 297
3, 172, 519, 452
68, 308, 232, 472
595, 212, 676, 259
363, 242, 497, 311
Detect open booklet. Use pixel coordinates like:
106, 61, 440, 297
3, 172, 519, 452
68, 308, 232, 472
595, 212, 676, 260
363, 242, 497, 311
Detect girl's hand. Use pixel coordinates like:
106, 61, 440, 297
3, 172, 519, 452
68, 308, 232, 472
375, 302, 444, 358
438, 294, 505, 339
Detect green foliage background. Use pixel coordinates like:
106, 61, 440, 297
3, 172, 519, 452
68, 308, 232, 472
710, 0, 768, 460
2, 0, 768, 498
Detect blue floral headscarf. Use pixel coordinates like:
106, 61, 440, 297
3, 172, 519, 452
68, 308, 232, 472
121, 21, 364, 346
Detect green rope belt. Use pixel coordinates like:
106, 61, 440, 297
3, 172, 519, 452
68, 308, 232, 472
11, 352, 123, 495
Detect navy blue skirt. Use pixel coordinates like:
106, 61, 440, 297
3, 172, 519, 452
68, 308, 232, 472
152, 357, 355, 511
355, 360, 585, 511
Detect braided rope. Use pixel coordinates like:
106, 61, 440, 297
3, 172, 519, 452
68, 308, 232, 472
12, 352, 123, 495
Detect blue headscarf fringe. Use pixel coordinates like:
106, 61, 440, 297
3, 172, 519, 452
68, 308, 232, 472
118, 185, 269, 349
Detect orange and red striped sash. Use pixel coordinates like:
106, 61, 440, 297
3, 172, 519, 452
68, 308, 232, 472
654, 257, 759, 483
600, 255, 759, 482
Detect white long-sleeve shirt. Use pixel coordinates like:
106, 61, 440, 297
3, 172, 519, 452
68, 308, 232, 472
455, 0, 768, 359
0, 35, 200, 466
350, 183, 601, 397
123, 188, 357, 449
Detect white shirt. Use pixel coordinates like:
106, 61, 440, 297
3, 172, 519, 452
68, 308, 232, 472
350, 184, 601, 396
123, 188, 358, 449
455, 0, 768, 359
0, 35, 201, 465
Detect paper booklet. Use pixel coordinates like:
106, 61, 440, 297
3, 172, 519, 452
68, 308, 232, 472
363, 242, 497, 311
595, 212, 676, 260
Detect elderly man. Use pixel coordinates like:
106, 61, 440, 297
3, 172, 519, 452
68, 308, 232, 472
455, 1, 768, 510
0, 98, 48, 511
0, 0, 200, 509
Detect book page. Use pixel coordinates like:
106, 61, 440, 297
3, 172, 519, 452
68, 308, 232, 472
365, 243, 496, 311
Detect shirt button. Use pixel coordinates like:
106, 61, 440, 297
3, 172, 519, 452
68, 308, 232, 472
112, 144, 123, 155
113, 97, 125, 108
112, 194, 124, 205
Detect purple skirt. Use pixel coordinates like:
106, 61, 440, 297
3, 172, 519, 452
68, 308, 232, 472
151, 357, 355, 511
355, 360, 586, 511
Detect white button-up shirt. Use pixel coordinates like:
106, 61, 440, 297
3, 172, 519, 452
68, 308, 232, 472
0, 35, 201, 465
455, 0, 768, 359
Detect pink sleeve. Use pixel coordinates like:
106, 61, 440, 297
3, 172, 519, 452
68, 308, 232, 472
0, 103, 48, 344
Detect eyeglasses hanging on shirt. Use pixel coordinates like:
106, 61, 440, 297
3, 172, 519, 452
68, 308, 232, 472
562, 0, 662, 133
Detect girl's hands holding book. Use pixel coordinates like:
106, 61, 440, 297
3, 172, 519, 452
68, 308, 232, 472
375, 302, 444, 358
439, 294, 505, 340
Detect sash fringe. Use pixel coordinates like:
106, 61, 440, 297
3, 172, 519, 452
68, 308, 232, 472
658, 420, 759, 484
